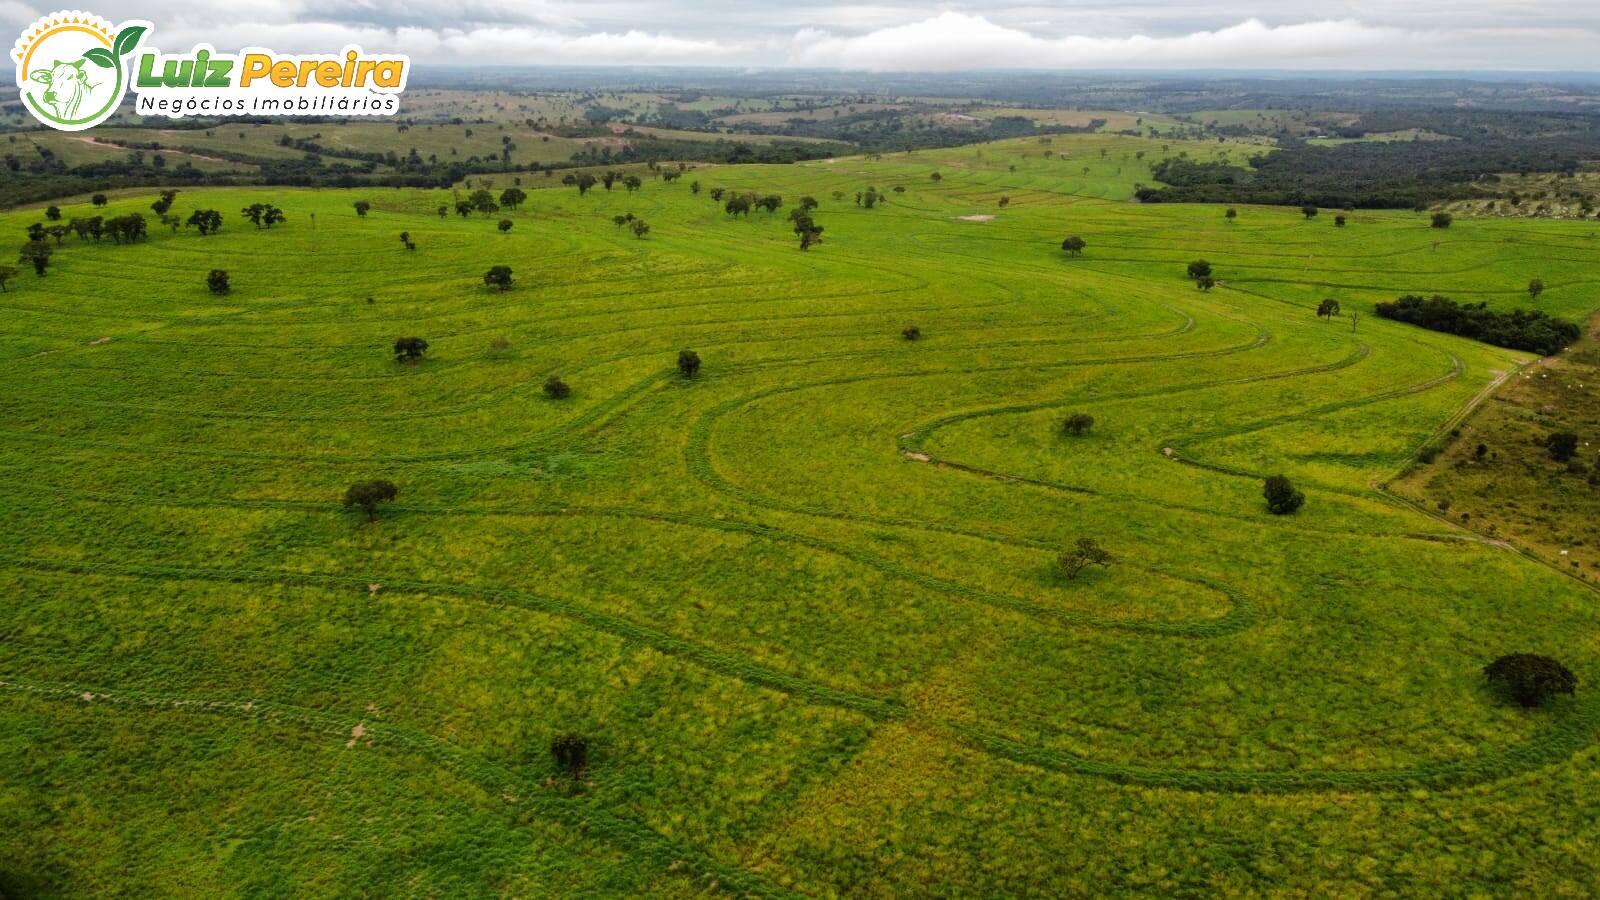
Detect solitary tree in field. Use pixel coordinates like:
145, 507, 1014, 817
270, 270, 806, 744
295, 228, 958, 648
1431, 211, 1453, 229
1187, 259, 1212, 280
1060, 235, 1086, 256
19, 240, 51, 276
930, 172, 942, 181
551, 733, 589, 780
1301, 204, 1318, 220
677, 349, 701, 378
91, 193, 107, 207
1061, 413, 1095, 436
1057, 537, 1112, 580
1263, 474, 1305, 514
1334, 214, 1346, 227
544, 376, 571, 399
484, 265, 514, 292
186, 209, 223, 235
343, 479, 398, 522
998, 196, 1010, 208
498, 219, 513, 234
241, 203, 285, 228
1545, 432, 1579, 462
353, 200, 371, 217
207, 269, 230, 295
0, 265, 17, 292
630, 219, 651, 239
902, 325, 921, 341
1317, 298, 1341, 320
1528, 277, 1545, 300
1225, 207, 1237, 222
1484, 653, 1576, 708
394, 337, 428, 363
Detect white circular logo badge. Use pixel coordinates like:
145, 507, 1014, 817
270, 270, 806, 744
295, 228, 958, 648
11, 10, 149, 131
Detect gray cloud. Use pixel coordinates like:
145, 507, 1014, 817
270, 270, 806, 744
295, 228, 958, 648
6, 1, 1598, 69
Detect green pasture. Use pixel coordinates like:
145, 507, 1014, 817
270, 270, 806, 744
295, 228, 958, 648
2, 131, 1599, 895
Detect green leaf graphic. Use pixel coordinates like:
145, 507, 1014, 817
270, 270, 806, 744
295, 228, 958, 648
113, 25, 146, 57
82, 47, 115, 68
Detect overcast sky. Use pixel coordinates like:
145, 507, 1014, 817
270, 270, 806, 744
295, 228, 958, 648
6, 1, 1597, 71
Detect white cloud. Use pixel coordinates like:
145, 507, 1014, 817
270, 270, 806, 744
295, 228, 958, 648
788, 12, 1413, 70
3, 2, 1591, 70
135, 21, 737, 65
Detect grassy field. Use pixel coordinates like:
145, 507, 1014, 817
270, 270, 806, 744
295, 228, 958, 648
3, 132, 1600, 895
1393, 314, 1600, 575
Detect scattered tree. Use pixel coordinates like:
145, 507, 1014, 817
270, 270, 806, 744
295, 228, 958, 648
186, 209, 223, 235
1196, 275, 1216, 291
240, 203, 285, 228
1545, 432, 1579, 462
1061, 413, 1095, 436
499, 187, 526, 210
1317, 298, 1341, 320
91, 193, 107, 207
206, 269, 230, 295
551, 733, 589, 780
1060, 235, 1086, 256
18, 240, 51, 276
1484, 653, 1576, 708
1301, 204, 1318, 220
343, 479, 398, 522
394, 336, 428, 363
630, 219, 651, 239
1334, 214, 1346, 227
1431, 211, 1453, 229
1225, 207, 1237, 222
353, 200, 371, 217
1528, 277, 1545, 300
483, 265, 514, 292
45, 205, 61, 221
902, 325, 921, 341
677, 349, 701, 378
498, 218, 513, 234
0, 265, 16, 292
1187, 259, 1212, 280
543, 376, 571, 399
1263, 474, 1305, 515
1057, 538, 1113, 580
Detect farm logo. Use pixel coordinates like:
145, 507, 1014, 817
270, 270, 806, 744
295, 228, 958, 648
12, 9, 408, 130
12, 11, 146, 130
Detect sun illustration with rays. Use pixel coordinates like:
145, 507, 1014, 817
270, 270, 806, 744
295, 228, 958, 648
11, 10, 148, 130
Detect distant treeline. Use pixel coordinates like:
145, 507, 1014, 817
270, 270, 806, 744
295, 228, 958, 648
1375, 294, 1580, 356
723, 110, 1089, 153
1137, 113, 1600, 209
0, 127, 847, 207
